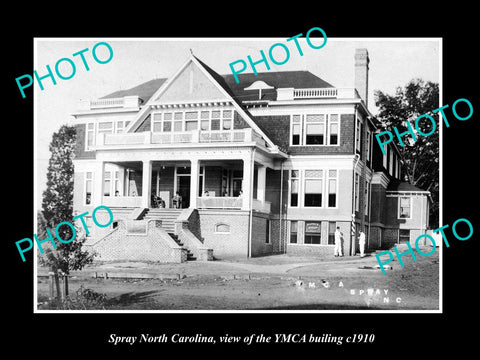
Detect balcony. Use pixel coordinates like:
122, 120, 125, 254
95, 128, 265, 149
196, 197, 271, 212
77, 96, 141, 111
197, 196, 242, 209
276, 87, 360, 101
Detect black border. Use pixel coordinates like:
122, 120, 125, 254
5, 6, 478, 355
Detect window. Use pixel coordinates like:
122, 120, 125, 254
86, 123, 95, 150
98, 121, 114, 135
290, 114, 340, 146
304, 222, 321, 244
399, 197, 411, 219
329, 114, 339, 145
305, 114, 325, 145
265, 219, 271, 244
223, 110, 233, 130
399, 229, 410, 243
366, 129, 371, 163
103, 171, 111, 196
354, 173, 360, 211
211, 110, 221, 130
290, 221, 298, 244
304, 170, 323, 207
290, 170, 299, 207
114, 171, 120, 194
291, 115, 301, 145
328, 222, 336, 245
85, 172, 93, 205
152, 113, 162, 132
185, 111, 198, 131
356, 118, 362, 152
327, 170, 337, 207
116, 121, 125, 133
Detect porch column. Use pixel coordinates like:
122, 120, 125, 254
141, 160, 152, 208
190, 159, 199, 209
242, 154, 254, 210
257, 165, 267, 202
92, 161, 105, 206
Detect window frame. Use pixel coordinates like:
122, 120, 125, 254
289, 220, 298, 244
327, 169, 338, 208
399, 229, 410, 243
304, 170, 324, 208
84, 171, 93, 206
354, 173, 360, 212
289, 169, 300, 208
398, 196, 412, 219
85, 122, 96, 151
304, 221, 322, 245
289, 113, 341, 147
304, 114, 326, 145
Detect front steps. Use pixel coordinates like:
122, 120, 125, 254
142, 208, 182, 234
142, 208, 203, 261
170, 234, 196, 261
101, 207, 211, 262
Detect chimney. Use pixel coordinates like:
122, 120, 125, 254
355, 48, 370, 108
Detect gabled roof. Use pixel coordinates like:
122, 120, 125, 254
102, 78, 166, 103
192, 56, 284, 151
223, 71, 333, 102
101, 69, 333, 103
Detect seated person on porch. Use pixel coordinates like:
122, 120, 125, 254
172, 191, 182, 208
238, 190, 243, 197
157, 196, 165, 208
203, 190, 210, 197
115, 190, 120, 197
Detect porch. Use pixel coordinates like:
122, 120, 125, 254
95, 157, 272, 213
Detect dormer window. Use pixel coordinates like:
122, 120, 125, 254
244, 80, 274, 100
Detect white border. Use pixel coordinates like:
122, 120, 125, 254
33, 37, 443, 314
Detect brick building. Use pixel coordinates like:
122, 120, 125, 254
71, 48, 432, 262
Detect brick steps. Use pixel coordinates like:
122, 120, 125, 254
170, 234, 196, 261
142, 208, 182, 234
141, 209, 196, 261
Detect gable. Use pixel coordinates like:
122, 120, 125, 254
154, 61, 227, 103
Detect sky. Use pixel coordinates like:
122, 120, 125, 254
34, 37, 441, 209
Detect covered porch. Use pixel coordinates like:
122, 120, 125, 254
94, 151, 273, 213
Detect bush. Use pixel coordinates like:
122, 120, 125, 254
38, 285, 109, 310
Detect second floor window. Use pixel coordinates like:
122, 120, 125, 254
290, 113, 340, 146
152, 109, 235, 133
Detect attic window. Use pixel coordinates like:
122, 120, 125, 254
244, 80, 274, 100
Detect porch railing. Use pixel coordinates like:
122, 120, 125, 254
97, 128, 264, 148
196, 196, 243, 209
102, 196, 143, 208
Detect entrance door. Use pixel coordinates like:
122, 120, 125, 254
177, 175, 190, 208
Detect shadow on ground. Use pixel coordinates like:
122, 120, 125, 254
107, 290, 161, 307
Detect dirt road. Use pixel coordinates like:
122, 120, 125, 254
36, 248, 439, 311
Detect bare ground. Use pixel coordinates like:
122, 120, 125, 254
36, 247, 439, 311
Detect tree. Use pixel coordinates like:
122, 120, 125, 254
374, 79, 439, 228
39, 125, 95, 299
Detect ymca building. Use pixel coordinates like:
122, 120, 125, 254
71, 48, 432, 262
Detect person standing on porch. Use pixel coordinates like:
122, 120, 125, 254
334, 226, 343, 257
359, 231, 366, 257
